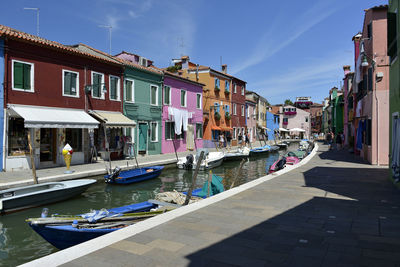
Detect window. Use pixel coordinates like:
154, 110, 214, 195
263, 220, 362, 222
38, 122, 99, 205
388, 12, 397, 63
196, 123, 203, 139
305, 117, 309, 122
12, 60, 34, 92
109, 75, 120, 100
366, 119, 372, 145
165, 121, 174, 140
214, 78, 220, 89
241, 86, 245, 95
180, 90, 187, 107
233, 103, 237, 115
125, 79, 134, 102
65, 129, 82, 152
163, 86, 171, 105
150, 122, 158, 142
214, 102, 220, 113
196, 93, 201, 109
225, 81, 230, 92
233, 83, 237, 93
241, 105, 244, 116
225, 105, 230, 113
367, 23, 372, 39
233, 127, 236, 139
150, 85, 158, 106
8, 118, 29, 156
62, 70, 79, 97
91, 72, 104, 99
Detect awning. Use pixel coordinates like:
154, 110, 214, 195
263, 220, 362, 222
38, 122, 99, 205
211, 125, 222, 131
279, 128, 289, 132
89, 110, 136, 128
290, 128, 306, 132
8, 105, 99, 129
220, 126, 233, 131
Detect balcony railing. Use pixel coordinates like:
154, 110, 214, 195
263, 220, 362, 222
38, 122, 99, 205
282, 121, 288, 125
284, 111, 297, 116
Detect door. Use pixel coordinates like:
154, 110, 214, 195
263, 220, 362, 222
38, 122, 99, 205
138, 123, 148, 154
40, 128, 56, 163
186, 124, 194, 151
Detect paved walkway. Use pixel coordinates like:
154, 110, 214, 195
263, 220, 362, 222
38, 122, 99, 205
25, 143, 399, 267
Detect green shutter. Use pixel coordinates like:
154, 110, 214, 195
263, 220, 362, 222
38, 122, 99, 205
13, 62, 23, 89
23, 63, 31, 90
125, 80, 132, 101
64, 72, 71, 95
71, 73, 77, 94
151, 86, 156, 105
93, 73, 101, 97
110, 77, 117, 99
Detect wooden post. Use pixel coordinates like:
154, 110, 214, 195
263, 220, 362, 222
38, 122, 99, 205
207, 170, 212, 197
184, 151, 204, 205
27, 131, 38, 184
103, 125, 111, 174
133, 142, 139, 168
171, 136, 179, 162
230, 158, 245, 189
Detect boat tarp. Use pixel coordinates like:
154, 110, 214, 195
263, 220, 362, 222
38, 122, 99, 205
195, 174, 224, 198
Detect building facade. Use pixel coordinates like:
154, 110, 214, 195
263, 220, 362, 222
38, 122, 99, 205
266, 108, 279, 141
230, 73, 247, 146
0, 37, 4, 170
278, 105, 311, 139
245, 99, 257, 143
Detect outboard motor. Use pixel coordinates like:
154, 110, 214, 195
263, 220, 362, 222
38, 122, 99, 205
183, 154, 194, 170
106, 166, 121, 183
276, 157, 286, 171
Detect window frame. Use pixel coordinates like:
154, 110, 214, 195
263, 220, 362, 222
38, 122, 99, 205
241, 105, 244, 116
241, 86, 245, 95
62, 69, 79, 98
150, 84, 159, 106
124, 78, 135, 103
12, 59, 35, 92
196, 93, 202, 109
109, 75, 121, 101
165, 121, 174, 140
91, 71, 105, 99
225, 80, 230, 92
163, 85, 171, 105
150, 121, 158, 142
233, 103, 237, 115
180, 89, 187, 107
196, 123, 203, 139
233, 83, 237, 94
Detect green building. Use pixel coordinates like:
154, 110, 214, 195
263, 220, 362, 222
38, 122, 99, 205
116, 52, 163, 155
388, 0, 400, 183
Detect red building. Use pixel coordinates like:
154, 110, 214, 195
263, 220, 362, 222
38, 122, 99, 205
229, 72, 247, 146
1, 25, 134, 171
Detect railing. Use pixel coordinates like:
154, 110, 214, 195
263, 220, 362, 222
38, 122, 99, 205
284, 111, 297, 115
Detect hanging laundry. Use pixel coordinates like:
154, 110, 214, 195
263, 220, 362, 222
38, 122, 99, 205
173, 108, 183, 135
356, 120, 364, 151
182, 110, 189, 132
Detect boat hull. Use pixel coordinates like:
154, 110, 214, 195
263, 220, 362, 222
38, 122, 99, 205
104, 166, 164, 184
0, 180, 96, 214
177, 152, 224, 170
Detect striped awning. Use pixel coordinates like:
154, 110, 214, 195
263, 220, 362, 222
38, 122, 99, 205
89, 110, 136, 128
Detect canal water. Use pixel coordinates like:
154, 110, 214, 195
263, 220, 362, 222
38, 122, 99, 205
0, 143, 298, 266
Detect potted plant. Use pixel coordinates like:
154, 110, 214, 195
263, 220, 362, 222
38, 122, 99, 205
214, 86, 220, 92
225, 112, 231, 120
214, 112, 221, 120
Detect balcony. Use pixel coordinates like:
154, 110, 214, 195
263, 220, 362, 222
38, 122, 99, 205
284, 111, 297, 116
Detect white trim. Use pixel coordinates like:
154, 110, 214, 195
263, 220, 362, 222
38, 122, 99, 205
233, 103, 237, 115
124, 78, 135, 103
180, 89, 187, 107
62, 69, 80, 98
163, 85, 171, 106
91, 71, 105, 100
109, 75, 121, 101
195, 122, 203, 139
150, 121, 158, 142
11, 59, 35, 93
165, 121, 174, 140
241, 86, 245, 95
241, 105, 244, 116
150, 84, 159, 106
196, 93, 202, 109
233, 83, 237, 94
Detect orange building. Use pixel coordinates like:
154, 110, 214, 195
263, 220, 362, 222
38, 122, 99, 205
173, 56, 232, 148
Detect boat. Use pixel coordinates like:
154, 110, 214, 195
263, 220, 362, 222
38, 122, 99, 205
104, 166, 164, 184
0, 179, 96, 214
249, 144, 271, 156
286, 150, 307, 160
224, 147, 250, 161
184, 174, 224, 198
177, 149, 224, 170
268, 155, 300, 173
269, 145, 280, 152
276, 142, 288, 149
27, 200, 175, 249
299, 140, 311, 151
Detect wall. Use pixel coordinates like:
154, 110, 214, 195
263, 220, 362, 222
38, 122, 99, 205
282, 105, 311, 138
245, 102, 257, 142
0, 38, 4, 170
161, 75, 203, 153
266, 111, 279, 140
231, 78, 246, 130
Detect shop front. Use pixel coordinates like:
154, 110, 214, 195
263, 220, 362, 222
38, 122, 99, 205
5, 105, 99, 171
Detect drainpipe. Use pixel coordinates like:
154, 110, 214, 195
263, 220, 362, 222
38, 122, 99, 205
374, 62, 378, 165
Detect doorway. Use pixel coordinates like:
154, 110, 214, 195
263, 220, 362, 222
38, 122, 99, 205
40, 128, 56, 164
138, 123, 148, 155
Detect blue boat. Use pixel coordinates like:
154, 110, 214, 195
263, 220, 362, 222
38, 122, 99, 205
27, 201, 166, 250
184, 174, 224, 198
249, 144, 271, 156
104, 166, 164, 184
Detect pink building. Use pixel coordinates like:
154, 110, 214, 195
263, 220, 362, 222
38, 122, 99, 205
245, 99, 257, 142
277, 105, 311, 139
161, 71, 204, 154
354, 5, 389, 165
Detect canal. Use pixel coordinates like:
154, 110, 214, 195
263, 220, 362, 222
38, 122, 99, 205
0, 143, 298, 266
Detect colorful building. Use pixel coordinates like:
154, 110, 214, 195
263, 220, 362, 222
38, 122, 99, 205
266, 108, 279, 141
388, 0, 400, 181
275, 105, 311, 139
245, 99, 257, 142
173, 56, 232, 148
230, 72, 247, 146
160, 71, 204, 154
0, 37, 4, 170
246, 91, 268, 140
115, 52, 163, 155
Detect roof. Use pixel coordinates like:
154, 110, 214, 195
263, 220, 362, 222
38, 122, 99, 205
151, 65, 205, 87
365, 5, 388, 12
270, 106, 280, 114
0, 24, 121, 66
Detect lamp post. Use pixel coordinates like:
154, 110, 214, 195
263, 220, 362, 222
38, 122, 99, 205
24, 7, 39, 36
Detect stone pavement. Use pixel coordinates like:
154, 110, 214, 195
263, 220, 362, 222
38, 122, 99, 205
25, 142, 399, 267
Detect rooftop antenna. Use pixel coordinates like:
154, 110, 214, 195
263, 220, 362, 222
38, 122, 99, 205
99, 25, 112, 54
178, 37, 185, 57
24, 7, 40, 36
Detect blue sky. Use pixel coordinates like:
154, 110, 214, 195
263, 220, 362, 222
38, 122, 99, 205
0, 0, 386, 104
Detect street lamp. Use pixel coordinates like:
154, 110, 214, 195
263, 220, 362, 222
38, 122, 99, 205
98, 25, 112, 54
24, 7, 40, 36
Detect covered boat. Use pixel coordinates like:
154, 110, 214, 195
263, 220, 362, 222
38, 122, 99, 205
185, 174, 224, 198
286, 150, 307, 160
104, 166, 164, 184
224, 147, 250, 161
177, 149, 224, 170
27, 200, 173, 249
249, 145, 271, 156
0, 179, 96, 214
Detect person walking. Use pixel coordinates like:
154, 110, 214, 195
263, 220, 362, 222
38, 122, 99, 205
336, 132, 342, 150
245, 131, 250, 147
326, 132, 332, 150
226, 132, 232, 150
238, 132, 243, 148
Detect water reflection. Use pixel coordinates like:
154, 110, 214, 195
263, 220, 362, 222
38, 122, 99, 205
0, 143, 297, 266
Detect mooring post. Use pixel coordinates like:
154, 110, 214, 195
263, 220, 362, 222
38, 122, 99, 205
184, 151, 204, 205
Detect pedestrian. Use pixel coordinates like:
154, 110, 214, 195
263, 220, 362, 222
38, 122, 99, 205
336, 132, 342, 150
219, 133, 224, 149
226, 132, 232, 150
245, 132, 250, 147
238, 132, 243, 148
326, 132, 332, 150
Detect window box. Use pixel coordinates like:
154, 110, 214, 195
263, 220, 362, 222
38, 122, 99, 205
215, 86, 220, 92
284, 111, 297, 115
214, 112, 221, 120
224, 88, 229, 93
225, 112, 231, 120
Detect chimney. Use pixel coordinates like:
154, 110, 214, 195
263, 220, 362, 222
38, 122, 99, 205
343, 65, 351, 75
352, 32, 362, 63
181, 55, 189, 69
221, 64, 227, 74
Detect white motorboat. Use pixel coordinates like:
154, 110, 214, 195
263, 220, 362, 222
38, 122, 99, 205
0, 179, 96, 214
177, 149, 225, 170
224, 147, 250, 161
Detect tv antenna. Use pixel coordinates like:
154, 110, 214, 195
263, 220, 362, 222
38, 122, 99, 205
24, 7, 40, 36
99, 25, 112, 54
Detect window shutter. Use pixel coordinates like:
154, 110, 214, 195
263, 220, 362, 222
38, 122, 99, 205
23, 63, 31, 90
64, 72, 71, 95
71, 73, 77, 94
362, 74, 367, 93
111, 77, 117, 99
368, 68, 373, 91
13, 62, 23, 89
